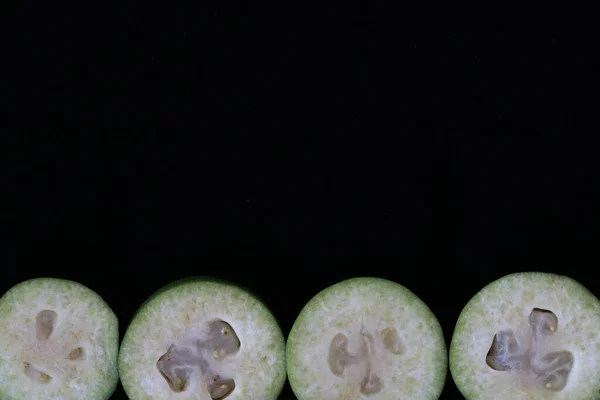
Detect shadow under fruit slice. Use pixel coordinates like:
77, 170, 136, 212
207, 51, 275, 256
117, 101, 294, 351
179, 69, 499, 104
286, 277, 447, 400
450, 272, 600, 400
0, 278, 119, 400
118, 277, 286, 400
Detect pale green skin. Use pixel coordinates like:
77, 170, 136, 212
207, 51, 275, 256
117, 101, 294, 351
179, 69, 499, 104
0, 278, 119, 400
450, 272, 600, 400
118, 277, 286, 400
287, 277, 447, 400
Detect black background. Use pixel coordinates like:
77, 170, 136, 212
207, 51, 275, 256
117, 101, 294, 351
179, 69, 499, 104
7, 3, 600, 399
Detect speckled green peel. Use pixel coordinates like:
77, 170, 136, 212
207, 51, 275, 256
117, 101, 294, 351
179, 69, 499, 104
118, 277, 286, 400
450, 272, 600, 400
0, 278, 119, 400
286, 277, 447, 400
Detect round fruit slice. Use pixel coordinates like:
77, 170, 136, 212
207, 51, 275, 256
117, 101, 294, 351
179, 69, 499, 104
450, 272, 600, 400
286, 277, 447, 400
0, 278, 119, 400
118, 277, 286, 400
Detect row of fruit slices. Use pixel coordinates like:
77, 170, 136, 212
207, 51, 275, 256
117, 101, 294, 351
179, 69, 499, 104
0, 272, 598, 400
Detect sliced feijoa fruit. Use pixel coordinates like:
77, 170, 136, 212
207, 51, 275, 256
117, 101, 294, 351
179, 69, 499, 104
286, 277, 447, 400
118, 277, 286, 400
0, 278, 119, 400
450, 272, 600, 400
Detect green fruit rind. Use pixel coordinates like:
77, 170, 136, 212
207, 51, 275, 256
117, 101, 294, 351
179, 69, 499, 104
119, 277, 286, 400
287, 277, 447, 400
0, 278, 119, 400
450, 272, 600, 400
126, 276, 269, 325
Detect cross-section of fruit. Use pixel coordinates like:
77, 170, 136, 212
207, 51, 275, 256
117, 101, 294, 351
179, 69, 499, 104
450, 272, 600, 400
118, 277, 286, 400
287, 277, 447, 400
0, 278, 119, 400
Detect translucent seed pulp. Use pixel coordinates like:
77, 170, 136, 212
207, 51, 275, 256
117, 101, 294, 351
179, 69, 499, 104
66, 347, 85, 361
36, 310, 57, 341
485, 308, 574, 392
24, 362, 53, 384
327, 325, 404, 396
157, 320, 240, 399
23, 310, 88, 384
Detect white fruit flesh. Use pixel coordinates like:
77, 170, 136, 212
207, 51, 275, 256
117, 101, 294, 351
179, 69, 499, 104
118, 280, 286, 400
0, 278, 119, 400
286, 277, 447, 400
450, 272, 600, 400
